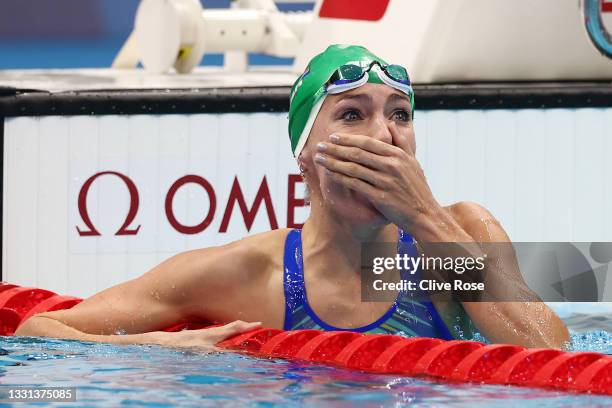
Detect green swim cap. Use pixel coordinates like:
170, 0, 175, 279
288, 44, 414, 157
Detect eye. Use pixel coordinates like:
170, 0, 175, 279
392, 109, 411, 122
341, 109, 362, 121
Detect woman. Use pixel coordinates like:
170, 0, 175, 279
16, 45, 569, 350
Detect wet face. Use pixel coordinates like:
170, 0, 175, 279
299, 83, 415, 226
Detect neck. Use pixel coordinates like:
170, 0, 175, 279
301, 199, 398, 281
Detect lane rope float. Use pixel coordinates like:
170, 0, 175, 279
1, 282, 610, 396
218, 327, 611, 395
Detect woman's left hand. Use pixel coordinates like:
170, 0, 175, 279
314, 127, 441, 230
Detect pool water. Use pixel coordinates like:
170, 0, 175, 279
1, 323, 611, 407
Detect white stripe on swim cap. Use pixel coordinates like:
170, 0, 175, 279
293, 95, 326, 157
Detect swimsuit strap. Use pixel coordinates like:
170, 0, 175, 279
283, 229, 305, 330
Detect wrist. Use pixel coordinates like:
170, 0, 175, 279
407, 205, 471, 243
87, 330, 166, 346
134, 330, 168, 346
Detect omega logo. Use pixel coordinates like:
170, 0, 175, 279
76, 171, 141, 236
76, 171, 305, 236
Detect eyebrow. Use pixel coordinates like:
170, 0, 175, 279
387, 93, 411, 106
336, 93, 373, 104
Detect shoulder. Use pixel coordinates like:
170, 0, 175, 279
445, 201, 495, 223
157, 228, 292, 319
444, 201, 510, 243
179, 228, 293, 281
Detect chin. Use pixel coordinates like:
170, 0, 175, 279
327, 189, 388, 227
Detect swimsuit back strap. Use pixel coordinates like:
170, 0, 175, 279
282, 229, 305, 330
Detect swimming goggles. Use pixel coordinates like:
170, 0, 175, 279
325, 61, 413, 96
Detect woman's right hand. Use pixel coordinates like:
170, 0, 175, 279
145, 320, 262, 352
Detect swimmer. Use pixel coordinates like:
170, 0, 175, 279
16, 44, 569, 350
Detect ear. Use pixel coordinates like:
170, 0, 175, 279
297, 154, 309, 173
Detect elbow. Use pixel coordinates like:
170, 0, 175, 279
547, 318, 571, 350
14, 315, 53, 337
523, 304, 570, 350
468, 302, 571, 349
517, 307, 571, 350
14, 317, 37, 336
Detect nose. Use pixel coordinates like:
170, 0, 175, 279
368, 113, 393, 144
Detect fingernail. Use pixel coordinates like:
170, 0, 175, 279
317, 142, 327, 151
314, 153, 326, 163
329, 133, 339, 142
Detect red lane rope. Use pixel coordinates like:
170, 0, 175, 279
20, 296, 82, 323
490, 348, 565, 385
575, 357, 612, 393
0, 287, 56, 317
371, 337, 443, 373
217, 328, 611, 395
294, 331, 362, 363
0, 308, 21, 335
449, 344, 526, 383
412, 340, 485, 378
1, 282, 610, 396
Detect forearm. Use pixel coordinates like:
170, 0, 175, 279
409, 206, 474, 243
463, 301, 570, 349
408, 205, 570, 348
14, 316, 159, 346
408, 207, 487, 265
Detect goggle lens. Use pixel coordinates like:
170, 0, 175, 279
329, 64, 365, 85
384, 64, 410, 84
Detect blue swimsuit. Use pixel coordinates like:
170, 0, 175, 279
282, 229, 455, 340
